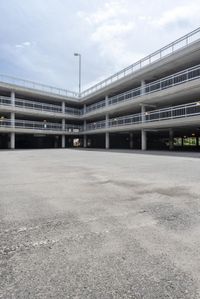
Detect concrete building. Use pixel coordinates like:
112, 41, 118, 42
0, 27, 200, 151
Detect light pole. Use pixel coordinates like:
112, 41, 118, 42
74, 53, 81, 94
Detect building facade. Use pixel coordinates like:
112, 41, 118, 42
0, 27, 200, 151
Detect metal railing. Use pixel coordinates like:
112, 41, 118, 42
86, 64, 200, 113
65, 106, 83, 116
0, 96, 12, 106
86, 120, 106, 131
109, 101, 200, 128
1, 101, 200, 133
86, 99, 106, 113
0, 119, 83, 132
0, 74, 79, 98
0, 96, 82, 116
81, 27, 200, 97
15, 98, 62, 113
65, 124, 83, 132
85, 101, 200, 131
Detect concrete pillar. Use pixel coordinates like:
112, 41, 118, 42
169, 128, 174, 150
141, 104, 146, 123
11, 91, 15, 106
105, 132, 110, 149
83, 135, 87, 148
84, 104, 86, 114
105, 114, 109, 128
130, 132, 133, 149
105, 95, 108, 107
62, 119, 65, 148
141, 80, 146, 95
62, 135, 65, 148
141, 129, 147, 151
62, 119, 65, 130
84, 120, 86, 131
105, 114, 110, 149
83, 120, 87, 148
10, 132, 15, 149
62, 101, 65, 114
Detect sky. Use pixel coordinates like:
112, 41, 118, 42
0, 0, 199, 92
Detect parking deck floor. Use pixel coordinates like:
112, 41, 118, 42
1, 149, 200, 298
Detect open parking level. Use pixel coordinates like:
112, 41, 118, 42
1, 149, 200, 298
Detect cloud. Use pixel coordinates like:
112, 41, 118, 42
151, 2, 200, 29
15, 41, 32, 48
78, 0, 136, 71
80, 0, 128, 25
0, 0, 199, 91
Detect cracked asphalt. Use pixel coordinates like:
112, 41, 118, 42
0, 149, 200, 298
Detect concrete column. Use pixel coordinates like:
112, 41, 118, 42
83, 135, 87, 148
105, 114, 110, 149
130, 132, 133, 149
141, 80, 146, 95
105, 95, 108, 107
105, 132, 110, 149
169, 128, 174, 150
62, 119, 65, 130
11, 112, 15, 132
10, 132, 15, 149
62, 135, 65, 148
62, 119, 65, 148
11, 91, 15, 106
141, 104, 146, 123
105, 114, 109, 128
62, 101, 65, 114
84, 120, 86, 131
141, 129, 147, 151
83, 104, 86, 114
83, 120, 87, 148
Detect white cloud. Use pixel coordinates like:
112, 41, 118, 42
78, 0, 136, 70
0, 0, 199, 90
15, 41, 32, 48
151, 2, 200, 28
81, 0, 128, 25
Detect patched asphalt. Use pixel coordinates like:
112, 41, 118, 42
0, 149, 200, 298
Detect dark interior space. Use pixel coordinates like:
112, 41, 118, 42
110, 133, 130, 149
110, 132, 141, 149
15, 134, 61, 149
147, 129, 200, 151
0, 134, 9, 149
87, 134, 105, 148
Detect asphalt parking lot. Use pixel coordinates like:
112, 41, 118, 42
0, 149, 200, 299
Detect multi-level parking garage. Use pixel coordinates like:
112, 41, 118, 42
0, 27, 200, 150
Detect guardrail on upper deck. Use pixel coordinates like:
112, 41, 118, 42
0, 74, 79, 98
